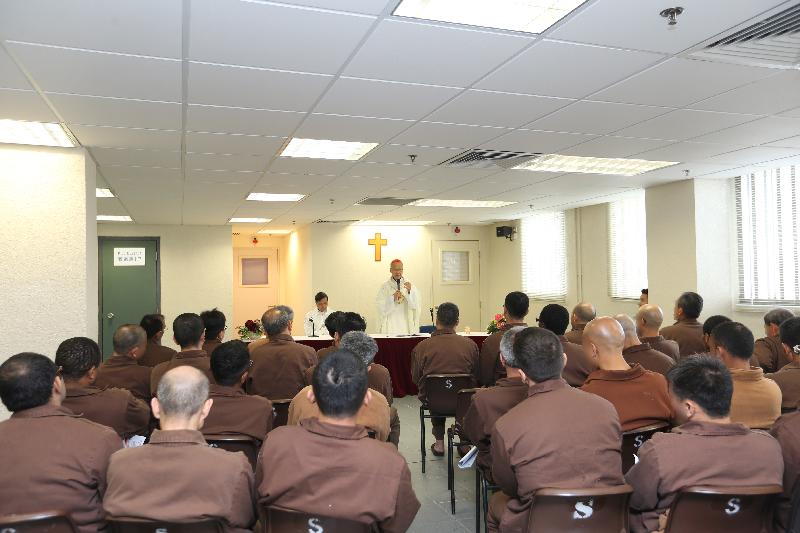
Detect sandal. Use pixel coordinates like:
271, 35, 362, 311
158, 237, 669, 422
430, 443, 444, 457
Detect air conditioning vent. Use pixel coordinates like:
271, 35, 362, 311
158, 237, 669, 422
356, 197, 420, 206
440, 149, 541, 169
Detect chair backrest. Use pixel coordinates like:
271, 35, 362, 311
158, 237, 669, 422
272, 399, 292, 428
425, 374, 476, 415
0, 511, 77, 533
419, 325, 436, 334
109, 519, 224, 532
454, 388, 478, 429
262, 507, 373, 533
663, 485, 783, 533
621, 422, 671, 473
527, 484, 633, 533
787, 478, 800, 533
205, 434, 260, 468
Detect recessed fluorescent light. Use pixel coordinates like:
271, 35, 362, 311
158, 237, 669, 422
393, 0, 586, 34
279, 138, 378, 161
353, 220, 435, 226
514, 154, 678, 176
409, 199, 516, 208
96, 188, 115, 198
229, 217, 271, 223
257, 229, 293, 234
0, 119, 75, 148
247, 193, 306, 202
97, 215, 132, 222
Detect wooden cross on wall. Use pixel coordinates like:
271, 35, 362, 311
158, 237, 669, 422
368, 232, 387, 262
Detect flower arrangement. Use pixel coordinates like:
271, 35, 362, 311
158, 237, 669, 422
238, 319, 264, 340
486, 313, 507, 334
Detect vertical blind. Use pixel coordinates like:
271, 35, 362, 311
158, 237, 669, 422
736, 165, 800, 306
608, 191, 648, 300
521, 211, 567, 300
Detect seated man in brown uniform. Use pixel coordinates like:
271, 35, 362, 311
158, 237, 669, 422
660, 292, 706, 357
488, 327, 624, 532
200, 307, 226, 357
104, 366, 255, 532
767, 317, 800, 411
412, 302, 479, 455
203, 340, 273, 442
755, 308, 795, 373
580, 317, 673, 431
636, 304, 679, 361
316, 310, 344, 360
257, 351, 420, 531
478, 291, 528, 387
702, 314, 732, 353
464, 326, 528, 483
0, 353, 122, 533
711, 321, 781, 429
565, 302, 596, 345
95, 324, 152, 401
56, 337, 150, 439
249, 305, 317, 400
615, 314, 675, 376
138, 313, 177, 368
536, 303, 597, 386
304, 313, 369, 385
150, 313, 215, 394
627, 355, 784, 533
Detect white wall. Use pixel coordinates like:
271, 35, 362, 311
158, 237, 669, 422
284, 225, 313, 330
97, 224, 233, 350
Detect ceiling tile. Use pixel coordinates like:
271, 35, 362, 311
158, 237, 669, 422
690, 71, 800, 116
274, 0, 392, 15
91, 147, 181, 168
296, 114, 414, 143
690, 116, 800, 146
484, 129, 596, 153
186, 152, 270, 172
765, 135, 800, 149
70, 125, 181, 150
101, 165, 182, 183
113, 176, 183, 225
391, 122, 511, 148
8, 42, 181, 101
476, 40, 664, 99
185, 131, 286, 155
182, 181, 255, 225
779, 106, 800, 119
561, 136, 673, 158
49, 93, 181, 130
526, 100, 673, 135
344, 19, 532, 86
427, 90, 574, 128
95, 197, 129, 216
702, 146, 800, 166
0, 47, 32, 90
614, 110, 761, 142
631, 141, 741, 163
267, 157, 355, 176
186, 168, 261, 186
0, 89, 57, 122
592, 57, 777, 107
344, 162, 427, 179
255, 173, 334, 193
186, 104, 304, 136
362, 143, 460, 165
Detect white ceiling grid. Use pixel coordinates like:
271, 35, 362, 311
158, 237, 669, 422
0, 0, 798, 231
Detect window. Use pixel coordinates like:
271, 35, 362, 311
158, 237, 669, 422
241, 257, 269, 286
521, 211, 567, 300
736, 165, 800, 306
608, 191, 648, 300
441, 250, 470, 282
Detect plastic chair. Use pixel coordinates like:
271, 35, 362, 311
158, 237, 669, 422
621, 422, 671, 473
204, 434, 260, 469
108, 519, 224, 532
261, 507, 373, 532
419, 325, 436, 334
446, 387, 478, 513
0, 511, 78, 532
476, 467, 500, 533
527, 484, 634, 532
272, 399, 292, 428
663, 485, 783, 533
419, 373, 476, 473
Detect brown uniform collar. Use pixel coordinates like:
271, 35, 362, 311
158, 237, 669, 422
674, 318, 701, 326
495, 376, 526, 388
208, 383, 246, 397
269, 333, 295, 343
104, 354, 138, 366
503, 321, 527, 330
623, 343, 654, 355
431, 328, 457, 336
10, 404, 80, 419
641, 335, 666, 342
729, 367, 765, 381
148, 429, 207, 445
673, 419, 750, 437
571, 324, 586, 332
300, 417, 369, 440
527, 378, 569, 397
65, 384, 103, 398
586, 364, 645, 383
176, 349, 208, 359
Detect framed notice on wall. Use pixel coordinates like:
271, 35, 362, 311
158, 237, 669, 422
114, 248, 146, 266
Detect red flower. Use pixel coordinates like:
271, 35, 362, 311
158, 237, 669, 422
494, 313, 503, 321
245, 320, 258, 333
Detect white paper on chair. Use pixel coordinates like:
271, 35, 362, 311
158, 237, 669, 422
125, 435, 146, 448
458, 446, 479, 469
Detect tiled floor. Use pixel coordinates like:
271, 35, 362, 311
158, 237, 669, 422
395, 395, 479, 533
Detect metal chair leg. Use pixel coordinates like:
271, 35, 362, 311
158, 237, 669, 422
475, 468, 482, 533
482, 476, 490, 533
448, 430, 455, 513
419, 405, 426, 473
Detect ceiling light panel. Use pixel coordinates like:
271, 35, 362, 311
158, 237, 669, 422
409, 199, 517, 208
97, 215, 132, 222
514, 154, 678, 175
279, 138, 378, 161
96, 188, 115, 198
0, 119, 75, 147
353, 220, 435, 226
393, 0, 587, 34
229, 217, 271, 223
247, 193, 307, 202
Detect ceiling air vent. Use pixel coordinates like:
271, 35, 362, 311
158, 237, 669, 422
312, 219, 360, 224
356, 197, 420, 206
440, 149, 541, 169
689, 3, 800, 69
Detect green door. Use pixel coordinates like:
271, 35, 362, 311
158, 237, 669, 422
99, 237, 160, 358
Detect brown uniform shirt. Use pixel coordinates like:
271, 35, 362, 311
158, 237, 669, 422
463, 377, 528, 481
249, 333, 317, 400
478, 322, 526, 387
203, 384, 274, 442
564, 324, 585, 345
581, 364, 673, 431
641, 335, 680, 362
317, 344, 336, 361
770, 411, 800, 532
256, 418, 420, 532
0, 405, 122, 533
768, 361, 800, 411
202, 338, 222, 357
623, 343, 676, 376
755, 334, 792, 374
303, 362, 393, 405
150, 349, 215, 395
626, 420, 784, 533
412, 329, 479, 399
63, 384, 150, 438
558, 334, 597, 387
104, 429, 255, 533
660, 319, 705, 358
95, 355, 152, 401
491, 379, 624, 532
287, 385, 391, 442
138, 339, 177, 368
730, 367, 782, 429
247, 337, 269, 354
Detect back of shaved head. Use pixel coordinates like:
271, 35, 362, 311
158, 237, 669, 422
637, 304, 665, 329
584, 316, 625, 352
573, 303, 597, 323
614, 314, 637, 336
156, 366, 209, 418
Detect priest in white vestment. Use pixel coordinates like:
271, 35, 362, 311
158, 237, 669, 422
376, 259, 420, 334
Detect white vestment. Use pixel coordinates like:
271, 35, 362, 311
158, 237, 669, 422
303, 308, 336, 336
375, 277, 420, 334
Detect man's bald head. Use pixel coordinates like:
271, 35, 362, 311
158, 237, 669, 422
262, 306, 291, 337
572, 303, 597, 325
637, 304, 664, 328
156, 366, 209, 418
113, 324, 147, 357
584, 317, 625, 354
614, 314, 637, 336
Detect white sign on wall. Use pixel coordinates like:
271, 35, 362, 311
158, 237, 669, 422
114, 247, 146, 266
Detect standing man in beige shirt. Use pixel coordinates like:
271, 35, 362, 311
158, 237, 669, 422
755, 308, 796, 373
660, 292, 705, 357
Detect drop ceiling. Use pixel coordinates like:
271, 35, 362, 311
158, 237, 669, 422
1, 0, 799, 233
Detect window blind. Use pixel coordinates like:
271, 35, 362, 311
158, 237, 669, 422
608, 191, 648, 300
521, 211, 567, 300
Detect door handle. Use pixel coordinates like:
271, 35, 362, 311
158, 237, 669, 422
106, 313, 115, 319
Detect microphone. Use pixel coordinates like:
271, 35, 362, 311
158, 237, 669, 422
396, 277, 401, 291
308, 317, 317, 338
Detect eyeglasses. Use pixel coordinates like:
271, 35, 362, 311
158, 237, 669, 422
248, 360, 254, 368
55, 366, 63, 378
